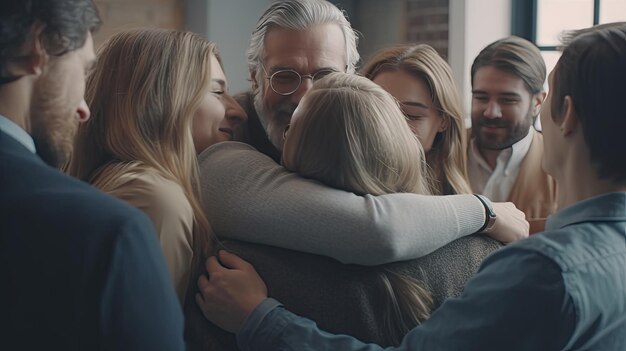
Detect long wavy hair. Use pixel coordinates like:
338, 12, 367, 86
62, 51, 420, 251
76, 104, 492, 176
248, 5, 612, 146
66, 28, 216, 262
361, 44, 472, 195
283, 72, 433, 344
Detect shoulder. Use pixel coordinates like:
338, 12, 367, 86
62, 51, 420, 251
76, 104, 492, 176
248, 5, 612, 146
198, 142, 280, 179
198, 141, 260, 164
478, 234, 566, 285
2, 149, 155, 243
93, 162, 193, 221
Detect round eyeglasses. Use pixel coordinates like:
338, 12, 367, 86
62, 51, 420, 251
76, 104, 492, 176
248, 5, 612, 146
264, 68, 338, 96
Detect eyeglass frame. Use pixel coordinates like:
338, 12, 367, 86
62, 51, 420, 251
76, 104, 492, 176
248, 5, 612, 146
261, 65, 346, 96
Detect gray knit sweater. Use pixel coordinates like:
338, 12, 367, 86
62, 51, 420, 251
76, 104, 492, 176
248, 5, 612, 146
197, 142, 488, 265
185, 236, 502, 350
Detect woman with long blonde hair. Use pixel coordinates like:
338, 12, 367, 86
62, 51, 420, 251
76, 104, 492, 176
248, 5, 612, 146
67, 28, 246, 302
282, 72, 434, 344
361, 44, 472, 195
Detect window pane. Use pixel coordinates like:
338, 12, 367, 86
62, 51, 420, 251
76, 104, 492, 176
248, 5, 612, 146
535, 51, 562, 131
542, 51, 562, 80
537, 0, 594, 47
600, 0, 626, 23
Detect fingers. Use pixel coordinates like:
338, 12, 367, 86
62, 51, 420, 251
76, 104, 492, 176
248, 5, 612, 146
217, 250, 252, 271
198, 273, 210, 290
206, 256, 222, 274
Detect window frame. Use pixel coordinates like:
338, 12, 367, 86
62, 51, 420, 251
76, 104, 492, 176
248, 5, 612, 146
512, 0, 602, 51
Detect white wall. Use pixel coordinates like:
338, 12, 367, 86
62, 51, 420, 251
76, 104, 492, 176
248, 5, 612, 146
449, 0, 512, 124
186, 0, 273, 93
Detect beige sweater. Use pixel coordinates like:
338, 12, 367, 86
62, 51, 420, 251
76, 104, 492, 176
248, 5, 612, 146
91, 162, 194, 302
507, 131, 558, 234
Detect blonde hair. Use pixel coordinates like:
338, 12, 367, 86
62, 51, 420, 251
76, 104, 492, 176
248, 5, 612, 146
283, 73, 431, 196
67, 28, 216, 259
362, 44, 472, 195
282, 72, 433, 344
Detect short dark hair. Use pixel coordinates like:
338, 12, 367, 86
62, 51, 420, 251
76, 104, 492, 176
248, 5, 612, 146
550, 22, 626, 182
471, 36, 546, 94
0, 0, 101, 83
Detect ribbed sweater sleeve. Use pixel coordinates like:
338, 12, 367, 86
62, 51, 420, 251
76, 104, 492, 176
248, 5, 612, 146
198, 142, 485, 265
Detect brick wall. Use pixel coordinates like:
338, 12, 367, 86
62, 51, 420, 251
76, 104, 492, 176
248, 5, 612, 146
406, 0, 449, 59
93, 0, 185, 47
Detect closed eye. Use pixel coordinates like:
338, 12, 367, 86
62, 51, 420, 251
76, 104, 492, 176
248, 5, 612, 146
500, 98, 520, 104
404, 113, 426, 121
472, 95, 489, 102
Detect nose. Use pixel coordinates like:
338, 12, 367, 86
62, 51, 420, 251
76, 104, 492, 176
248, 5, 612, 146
77, 99, 91, 122
290, 77, 314, 104
483, 100, 502, 119
224, 94, 247, 126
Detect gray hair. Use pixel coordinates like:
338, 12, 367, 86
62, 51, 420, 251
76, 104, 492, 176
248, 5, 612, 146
247, 0, 360, 81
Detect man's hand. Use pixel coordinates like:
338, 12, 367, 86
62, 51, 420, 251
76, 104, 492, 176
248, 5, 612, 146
195, 250, 268, 333
485, 202, 530, 243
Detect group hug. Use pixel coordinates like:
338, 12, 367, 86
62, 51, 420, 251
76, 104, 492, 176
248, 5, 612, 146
1, 0, 624, 350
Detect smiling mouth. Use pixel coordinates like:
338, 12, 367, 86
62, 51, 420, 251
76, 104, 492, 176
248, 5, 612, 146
218, 128, 234, 139
481, 124, 507, 131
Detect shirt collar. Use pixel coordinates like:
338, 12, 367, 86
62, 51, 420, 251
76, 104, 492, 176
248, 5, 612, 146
0, 114, 36, 153
546, 192, 626, 230
470, 127, 534, 174
504, 127, 534, 175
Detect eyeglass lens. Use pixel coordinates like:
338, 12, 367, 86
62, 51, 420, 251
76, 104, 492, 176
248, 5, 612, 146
270, 69, 336, 95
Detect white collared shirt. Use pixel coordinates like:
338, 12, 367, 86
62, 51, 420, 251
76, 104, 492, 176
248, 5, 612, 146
0, 114, 36, 153
468, 127, 534, 202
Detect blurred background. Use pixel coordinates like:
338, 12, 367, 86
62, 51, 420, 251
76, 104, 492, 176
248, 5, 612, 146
92, 0, 626, 119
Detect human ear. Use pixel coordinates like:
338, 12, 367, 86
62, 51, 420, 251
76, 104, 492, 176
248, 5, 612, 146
27, 31, 48, 76
532, 91, 547, 116
560, 96, 579, 137
438, 113, 450, 132
4, 23, 48, 77
250, 70, 259, 92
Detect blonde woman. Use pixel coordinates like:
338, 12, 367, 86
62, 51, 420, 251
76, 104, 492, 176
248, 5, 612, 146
361, 44, 472, 195
67, 29, 246, 302
281, 72, 434, 342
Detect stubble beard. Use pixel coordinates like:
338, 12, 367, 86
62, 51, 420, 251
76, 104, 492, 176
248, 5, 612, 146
30, 78, 78, 168
252, 83, 297, 152
472, 107, 535, 151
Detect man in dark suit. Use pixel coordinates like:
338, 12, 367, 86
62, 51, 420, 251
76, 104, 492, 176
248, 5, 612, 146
0, 1, 185, 349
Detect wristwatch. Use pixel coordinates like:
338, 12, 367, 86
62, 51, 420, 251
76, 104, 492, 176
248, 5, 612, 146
474, 194, 497, 233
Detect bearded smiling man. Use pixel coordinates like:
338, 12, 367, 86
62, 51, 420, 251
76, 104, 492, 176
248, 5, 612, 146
468, 36, 558, 234
232, 1, 354, 162
0, 1, 185, 349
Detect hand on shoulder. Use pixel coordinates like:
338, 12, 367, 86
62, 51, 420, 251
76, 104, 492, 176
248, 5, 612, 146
486, 202, 530, 243
196, 250, 268, 333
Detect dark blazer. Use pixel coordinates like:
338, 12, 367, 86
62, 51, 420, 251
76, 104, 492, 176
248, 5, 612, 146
0, 130, 185, 350
185, 235, 502, 350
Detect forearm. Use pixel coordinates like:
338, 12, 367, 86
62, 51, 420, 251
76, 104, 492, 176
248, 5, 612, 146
235, 247, 574, 351
199, 143, 484, 265
238, 298, 390, 351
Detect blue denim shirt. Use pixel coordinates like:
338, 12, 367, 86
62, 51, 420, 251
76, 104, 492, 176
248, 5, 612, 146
237, 192, 626, 351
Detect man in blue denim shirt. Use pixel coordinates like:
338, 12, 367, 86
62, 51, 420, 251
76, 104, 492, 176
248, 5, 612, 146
196, 23, 626, 351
